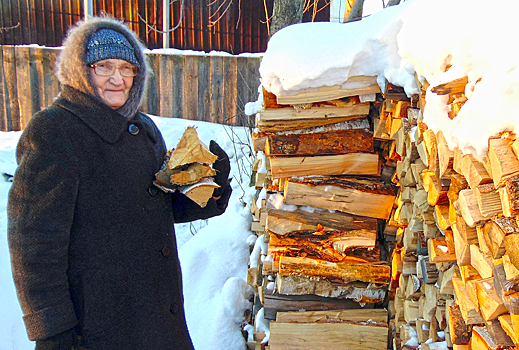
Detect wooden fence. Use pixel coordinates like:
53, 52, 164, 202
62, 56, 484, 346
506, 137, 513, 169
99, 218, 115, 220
0, 0, 329, 53
0, 45, 262, 131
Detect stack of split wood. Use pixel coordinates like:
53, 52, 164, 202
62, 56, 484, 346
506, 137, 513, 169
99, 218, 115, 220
386, 75, 519, 350
246, 76, 402, 349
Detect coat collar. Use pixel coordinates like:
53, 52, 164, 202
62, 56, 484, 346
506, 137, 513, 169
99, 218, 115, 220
54, 85, 133, 144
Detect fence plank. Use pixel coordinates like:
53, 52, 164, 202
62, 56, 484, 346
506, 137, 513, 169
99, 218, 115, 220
142, 53, 160, 116
159, 53, 174, 118
171, 54, 184, 119
0, 48, 6, 131
183, 55, 198, 121
42, 48, 61, 106
210, 55, 224, 124
16, 46, 40, 129
223, 56, 237, 125
197, 55, 210, 122
3, 46, 19, 130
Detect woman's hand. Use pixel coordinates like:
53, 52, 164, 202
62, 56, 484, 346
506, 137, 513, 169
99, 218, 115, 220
209, 140, 231, 199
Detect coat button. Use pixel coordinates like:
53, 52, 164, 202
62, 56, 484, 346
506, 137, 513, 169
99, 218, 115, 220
170, 303, 179, 314
161, 245, 171, 258
128, 124, 139, 135
148, 186, 159, 196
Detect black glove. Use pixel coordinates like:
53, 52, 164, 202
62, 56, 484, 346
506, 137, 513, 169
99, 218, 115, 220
35, 328, 77, 350
210, 140, 231, 198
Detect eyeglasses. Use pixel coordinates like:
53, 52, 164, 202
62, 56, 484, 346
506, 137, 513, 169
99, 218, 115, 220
90, 62, 139, 77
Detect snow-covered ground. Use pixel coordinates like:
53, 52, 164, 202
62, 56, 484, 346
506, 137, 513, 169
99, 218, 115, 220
0, 118, 257, 349
3, 0, 519, 348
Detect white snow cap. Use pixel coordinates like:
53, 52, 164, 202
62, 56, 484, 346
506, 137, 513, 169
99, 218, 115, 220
260, 0, 519, 159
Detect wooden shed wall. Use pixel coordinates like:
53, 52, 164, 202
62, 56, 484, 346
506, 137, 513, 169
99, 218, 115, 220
0, 45, 261, 131
0, 0, 330, 54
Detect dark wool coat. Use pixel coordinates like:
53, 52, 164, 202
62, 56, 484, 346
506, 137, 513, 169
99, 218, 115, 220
8, 86, 230, 349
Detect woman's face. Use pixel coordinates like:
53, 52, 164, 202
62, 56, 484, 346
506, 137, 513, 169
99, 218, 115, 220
89, 59, 135, 109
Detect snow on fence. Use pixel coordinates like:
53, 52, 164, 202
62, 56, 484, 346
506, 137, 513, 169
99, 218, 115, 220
0, 45, 261, 131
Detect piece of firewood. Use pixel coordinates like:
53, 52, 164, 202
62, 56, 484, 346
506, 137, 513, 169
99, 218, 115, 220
431, 77, 469, 95
483, 217, 519, 259
260, 103, 371, 122
267, 208, 378, 233
498, 314, 519, 347
267, 229, 378, 262
422, 283, 438, 323
405, 274, 422, 299
434, 204, 451, 230
457, 189, 489, 227
476, 278, 508, 321
503, 233, 519, 271
274, 76, 381, 105
278, 256, 391, 285
503, 254, 519, 281
256, 115, 369, 133
485, 320, 516, 348
421, 258, 439, 285
167, 126, 217, 169
459, 265, 482, 285
437, 130, 454, 178
488, 137, 519, 188
471, 326, 498, 350
416, 319, 430, 344
448, 304, 471, 345
452, 276, 485, 325
269, 152, 380, 179
263, 291, 362, 320
452, 215, 479, 266
422, 171, 449, 206
475, 183, 503, 217
429, 236, 456, 263
283, 177, 395, 220
440, 264, 455, 295
269, 320, 388, 350
470, 245, 494, 279
499, 176, 519, 217
448, 173, 469, 213
180, 179, 219, 207
265, 128, 373, 156
404, 299, 420, 322
275, 275, 386, 302
458, 153, 492, 189
275, 309, 388, 324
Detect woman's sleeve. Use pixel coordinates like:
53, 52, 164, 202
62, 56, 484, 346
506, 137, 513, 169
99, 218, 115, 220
8, 113, 80, 341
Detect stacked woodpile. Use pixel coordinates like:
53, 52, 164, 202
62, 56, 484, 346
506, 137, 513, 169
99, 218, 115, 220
387, 75, 519, 350
245, 77, 401, 349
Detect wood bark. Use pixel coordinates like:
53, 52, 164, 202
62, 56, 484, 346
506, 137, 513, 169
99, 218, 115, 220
266, 129, 374, 157
267, 208, 377, 233
278, 256, 391, 285
275, 274, 386, 302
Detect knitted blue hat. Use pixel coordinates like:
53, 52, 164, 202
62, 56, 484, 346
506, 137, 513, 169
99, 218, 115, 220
85, 28, 139, 66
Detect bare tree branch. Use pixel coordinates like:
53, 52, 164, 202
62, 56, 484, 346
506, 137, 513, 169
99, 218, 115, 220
0, 22, 20, 32
137, 0, 184, 34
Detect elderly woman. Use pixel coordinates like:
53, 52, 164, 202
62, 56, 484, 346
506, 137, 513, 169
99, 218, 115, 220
8, 16, 231, 350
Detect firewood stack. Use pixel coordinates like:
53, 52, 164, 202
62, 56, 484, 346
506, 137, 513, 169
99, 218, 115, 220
385, 75, 519, 350
246, 77, 400, 350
